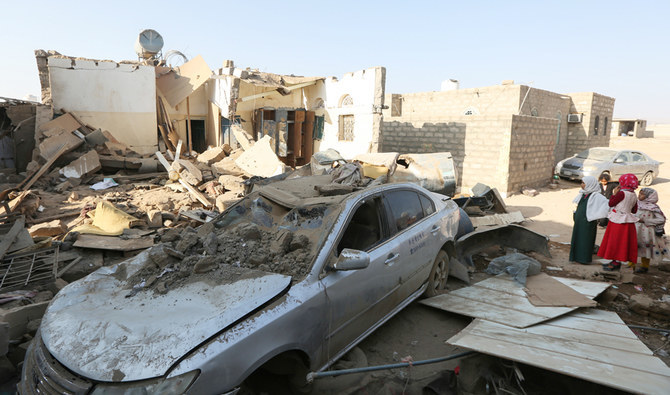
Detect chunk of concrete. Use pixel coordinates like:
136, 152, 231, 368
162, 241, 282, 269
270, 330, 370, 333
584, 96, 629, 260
197, 146, 228, 166
235, 135, 285, 178
28, 219, 67, 237
59, 150, 101, 179
215, 192, 240, 212
147, 210, 163, 228
0, 301, 49, 341
38, 130, 83, 160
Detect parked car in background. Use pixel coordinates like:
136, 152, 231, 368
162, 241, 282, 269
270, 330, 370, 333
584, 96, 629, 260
20, 176, 470, 394
555, 147, 660, 186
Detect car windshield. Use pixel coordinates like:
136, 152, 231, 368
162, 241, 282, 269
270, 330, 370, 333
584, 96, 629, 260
575, 148, 617, 161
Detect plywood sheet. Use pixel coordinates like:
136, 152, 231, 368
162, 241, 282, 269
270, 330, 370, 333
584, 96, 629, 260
73, 234, 153, 251
156, 55, 212, 107
38, 113, 81, 138
448, 311, 670, 395
420, 275, 609, 328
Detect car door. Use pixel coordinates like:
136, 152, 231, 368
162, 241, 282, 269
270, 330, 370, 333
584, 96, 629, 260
382, 189, 441, 298
611, 151, 631, 178
630, 151, 647, 177
319, 193, 404, 362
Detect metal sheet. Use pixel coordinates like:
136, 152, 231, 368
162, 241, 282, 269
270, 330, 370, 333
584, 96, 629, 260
448, 310, 670, 395
40, 250, 292, 382
420, 275, 610, 328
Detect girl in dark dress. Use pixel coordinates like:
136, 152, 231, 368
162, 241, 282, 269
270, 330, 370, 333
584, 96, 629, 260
570, 176, 608, 264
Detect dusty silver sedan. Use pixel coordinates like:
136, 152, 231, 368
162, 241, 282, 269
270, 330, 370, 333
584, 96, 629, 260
20, 175, 466, 394
555, 147, 660, 185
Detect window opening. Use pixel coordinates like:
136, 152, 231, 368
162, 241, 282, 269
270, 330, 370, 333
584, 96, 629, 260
593, 115, 600, 136
337, 199, 382, 255
385, 190, 425, 232
338, 114, 355, 141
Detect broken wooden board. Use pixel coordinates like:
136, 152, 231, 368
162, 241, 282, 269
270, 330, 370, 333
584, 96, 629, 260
420, 274, 610, 328
525, 272, 596, 307
0, 216, 25, 260
60, 150, 102, 179
469, 211, 525, 227
38, 113, 82, 138
448, 310, 670, 395
0, 190, 31, 216
156, 55, 212, 107
22, 143, 71, 191
73, 234, 153, 252
38, 130, 83, 161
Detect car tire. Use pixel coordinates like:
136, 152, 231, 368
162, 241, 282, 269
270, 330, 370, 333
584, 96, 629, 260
641, 171, 654, 186
424, 250, 449, 297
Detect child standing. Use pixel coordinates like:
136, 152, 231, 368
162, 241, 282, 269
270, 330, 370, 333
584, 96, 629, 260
598, 173, 639, 271
634, 187, 668, 273
570, 176, 608, 264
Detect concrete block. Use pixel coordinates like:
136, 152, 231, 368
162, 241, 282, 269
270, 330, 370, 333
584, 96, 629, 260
0, 302, 49, 341
28, 219, 67, 237
147, 210, 163, 228
38, 130, 83, 160
59, 150, 101, 179
196, 146, 228, 166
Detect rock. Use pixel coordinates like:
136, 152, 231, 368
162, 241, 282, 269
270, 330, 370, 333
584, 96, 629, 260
196, 221, 215, 238
0, 356, 16, 383
628, 294, 670, 318
249, 253, 268, 266
521, 186, 539, 197
197, 146, 228, 165
272, 229, 293, 253
147, 210, 163, 228
236, 223, 261, 240
289, 234, 310, 251
28, 219, 67, 237
218, 175, 245, 193
176, 231, 199, 252
26, 319, 41, 336
161, 228, 181, 243
203, 233, 218, 255
193, 256, 218, 274
149, 244, 176, 269
54, 180, 73, 193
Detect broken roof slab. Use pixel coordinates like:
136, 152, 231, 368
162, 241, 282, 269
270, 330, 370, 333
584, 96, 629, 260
420, 275, 610, 328
448, 309, 670, 394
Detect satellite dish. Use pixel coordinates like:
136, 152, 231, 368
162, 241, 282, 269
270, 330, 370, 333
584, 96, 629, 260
134, 29, 164, 60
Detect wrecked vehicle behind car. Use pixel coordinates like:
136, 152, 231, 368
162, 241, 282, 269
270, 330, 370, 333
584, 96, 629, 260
20, 175, 465, 394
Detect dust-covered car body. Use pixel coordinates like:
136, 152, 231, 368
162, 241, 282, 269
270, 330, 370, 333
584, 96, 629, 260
555, 147, 660, 185
20, 175, 462, 394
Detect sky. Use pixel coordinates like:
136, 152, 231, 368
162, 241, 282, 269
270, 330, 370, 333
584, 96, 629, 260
2, 0, 669, 123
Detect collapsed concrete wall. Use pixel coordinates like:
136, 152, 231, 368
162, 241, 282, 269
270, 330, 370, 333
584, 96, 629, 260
46, 56, 158, 155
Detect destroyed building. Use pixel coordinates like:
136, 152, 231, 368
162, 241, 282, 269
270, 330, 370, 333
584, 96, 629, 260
380, 83, 615, 195
33, 50, 385, 169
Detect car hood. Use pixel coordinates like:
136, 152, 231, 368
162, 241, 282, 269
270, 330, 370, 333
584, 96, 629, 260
564, 157, 603, 167
40, 249, 291, 382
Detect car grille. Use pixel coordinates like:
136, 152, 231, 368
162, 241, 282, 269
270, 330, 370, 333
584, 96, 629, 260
562, 163, 581, 170
19, 333, 93, 395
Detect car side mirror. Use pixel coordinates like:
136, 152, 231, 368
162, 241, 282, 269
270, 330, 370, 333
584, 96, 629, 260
331, 249, 370, 271
614, 158, 624, 164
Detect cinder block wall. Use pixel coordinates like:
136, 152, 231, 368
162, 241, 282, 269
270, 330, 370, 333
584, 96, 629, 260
381, 115, 513, 193
507, 115, 559, 192
566, 92, 615, 155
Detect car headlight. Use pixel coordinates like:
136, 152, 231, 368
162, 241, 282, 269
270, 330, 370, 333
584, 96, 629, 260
91, 370, 199, 395
582, 166, 597, 172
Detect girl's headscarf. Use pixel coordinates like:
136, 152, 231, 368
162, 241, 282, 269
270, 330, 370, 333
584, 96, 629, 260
638, 188, 665, 217
573, 176, 609, 221
619, 173, 639, 191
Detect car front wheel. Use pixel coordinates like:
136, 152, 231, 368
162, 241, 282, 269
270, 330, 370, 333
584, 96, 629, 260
641, 171, 654, 186
424, 250, 449, 297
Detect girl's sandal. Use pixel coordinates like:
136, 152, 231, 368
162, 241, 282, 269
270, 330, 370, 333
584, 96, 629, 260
602, 262, 621, 272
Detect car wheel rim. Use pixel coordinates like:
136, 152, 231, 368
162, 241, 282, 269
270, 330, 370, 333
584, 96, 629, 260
643, 173, 653, 185
432, 258, 447, 290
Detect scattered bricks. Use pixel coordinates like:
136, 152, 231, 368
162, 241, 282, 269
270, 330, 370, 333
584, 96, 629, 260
147, 210, 163, 228
196, 146, 228, 166
28, 219, 67, 237
59, 150, 101, 179
0, 301, 49, 341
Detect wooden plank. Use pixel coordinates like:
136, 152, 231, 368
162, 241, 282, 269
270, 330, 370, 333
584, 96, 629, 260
56, 256, 82, 278
293, 110, 305, 159
448, 317, 670, 395
304, 111, 314, 163
0, 191, 31, 216
38, 113, 81, 138
0, 216, 25, 260
73, 234, 153, 252
156, 55, 212, 107
420, 275, 609, 328
22, 144, 69, 191
178, 179, 211, 207
542, 313, 648, 345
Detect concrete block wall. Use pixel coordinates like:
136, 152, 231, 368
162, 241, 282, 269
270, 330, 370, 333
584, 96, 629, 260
507, 115, 559, 192
382, 85, 522, 122
566, 92, 615, 155
381, 115, 513, 193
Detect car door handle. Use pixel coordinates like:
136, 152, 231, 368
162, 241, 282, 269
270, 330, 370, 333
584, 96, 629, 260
385, 253, 399, 265
430, 225, 440, 235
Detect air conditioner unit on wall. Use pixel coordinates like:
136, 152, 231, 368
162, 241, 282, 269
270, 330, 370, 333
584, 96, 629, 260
567, 113, 583, 123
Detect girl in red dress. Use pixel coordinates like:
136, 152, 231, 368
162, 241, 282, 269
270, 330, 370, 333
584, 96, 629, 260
598, 173, 639, 271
